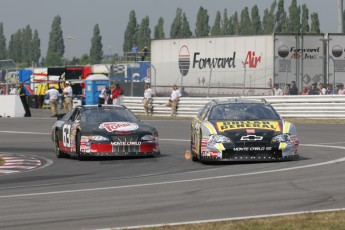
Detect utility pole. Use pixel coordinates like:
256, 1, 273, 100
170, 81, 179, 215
338, 0, 344, 33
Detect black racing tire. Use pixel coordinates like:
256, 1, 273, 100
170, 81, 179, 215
198, 130, 204, 163
55, 132, 65, 158
76, 132, 85, 161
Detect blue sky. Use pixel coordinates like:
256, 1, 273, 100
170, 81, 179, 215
0, 0, 342, 58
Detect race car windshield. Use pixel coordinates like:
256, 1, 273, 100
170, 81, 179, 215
209, 103, 280, 121
81, 108, 140, 123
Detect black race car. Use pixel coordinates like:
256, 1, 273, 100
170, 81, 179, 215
191, 98, 299, 163
51, 105, 160, 160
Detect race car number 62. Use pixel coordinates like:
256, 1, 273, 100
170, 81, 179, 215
62, 124, 71, 148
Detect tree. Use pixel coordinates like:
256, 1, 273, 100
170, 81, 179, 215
262, 0, 277, 34
195, 6, 210, 37
123, 10, 138, 53
288, 0, 301, 33
240, 7, 251, 35
231, 11, 240, 35
251, 5, 263, 35
0, 23, 6, 60
275, 0, 287, 33
89, 24, 103, 64
170, 8, 183, 38
154, 17, 165, 39
211, 11, 222, 36
22, 25, 33, 66
301, 4, 310, 33
31, 30, 41, 66
310, 12, 320, 33
179, 13, 192, 38
221, 9, 231, 35
137, 16, 151, 50
8, 30, 23, 63
45, 15, 65, 66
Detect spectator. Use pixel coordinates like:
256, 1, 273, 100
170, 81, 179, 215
45, 86, 60, 117
337, 83, 345, 95
9, 84, 17, 95
0, 85, 5, 94
272, 83, 283, 96
98, 86, 109, 105
308, 82, 320, 95
301, 86, 309, 95
141, 46, 149, 61
319, 83, 326, 95
111, 83, 124, 105
284, 84, 290, 95
131, 44, 138, 62
63, 81, 73, 111
142, 83, 154, 116
18, 84, 31, 117
326, 84, 333, 95
169, 84, 182, 117
289, 81, 298, 95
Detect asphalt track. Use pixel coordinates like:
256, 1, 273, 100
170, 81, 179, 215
0, 109, 345, 230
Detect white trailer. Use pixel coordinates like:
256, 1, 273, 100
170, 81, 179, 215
151, 35, 275, 96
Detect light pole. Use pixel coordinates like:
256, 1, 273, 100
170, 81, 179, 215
66, 36, 75, 65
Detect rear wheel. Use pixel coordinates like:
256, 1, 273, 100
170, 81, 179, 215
55, 132, 65, 158
75, 132, 85, 161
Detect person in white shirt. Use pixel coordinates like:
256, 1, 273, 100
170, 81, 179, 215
142, 83, 154, 116
272, 83, 283, 96
63, 81, 73, 111
9, 85, 17, 95
45, 85, 60, 117
98, 86, 109, 105
319, 83, 327, 95
170, 84, 182, 116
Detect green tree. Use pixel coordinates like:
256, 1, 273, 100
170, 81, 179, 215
301, 4, 310, 33
251, 5, 262, 35
123, 10, 138, 52
221, 9, 231, 35
8, 30, 23, 63
211, 11, 221, 36
275, 0, 287, 33
195, 6, 210, 37
31, 30, 41, 66
262, 0, 277, 34
137, 16, 151, 50
240, 7, 251, 35
310, 12, 320, 33
231, 11, 240, 35
154, 17, 165, 39
80, 54, 90, 65
45, 15, 65, 66
22, 25, 33, 66
288, 0, 301, 33
89, 24, 103, 64
170, 8, 183, 38
0, 23, 6, 60
181, 13, 193, 38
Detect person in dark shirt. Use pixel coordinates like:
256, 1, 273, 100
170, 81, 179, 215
308, 82, 321, 95
289, 81, 298, 95
18, 84, 31, 117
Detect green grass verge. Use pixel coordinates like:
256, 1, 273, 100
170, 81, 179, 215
139, 211, 345, 230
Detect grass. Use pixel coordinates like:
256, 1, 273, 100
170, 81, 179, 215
136, 211, 345, 230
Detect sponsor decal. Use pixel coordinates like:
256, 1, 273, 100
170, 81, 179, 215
246, 129, 255, 134
244, 51, 261, 68
179, 45, 190, 76
192, 52, 236, 69
278, 45, 289, 58
99, 122, 139, 132
332, 45, 343, 58
240, 135, 263, 141
111, 142, 141, 146
233, 146, 272, 151
217, 121, 280, 132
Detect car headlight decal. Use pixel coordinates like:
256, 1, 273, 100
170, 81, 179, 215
140, 135, 157, 142
271, 134, 291, 143
88, 135, 109, 141
208, 134, 232, 144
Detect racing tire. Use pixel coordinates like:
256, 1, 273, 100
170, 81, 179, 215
198, 131, 205, 163
76, 132, 85, 161
191, 130, 199, 162
55, 132, 66, 158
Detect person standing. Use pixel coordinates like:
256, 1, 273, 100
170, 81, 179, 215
142, 83, 154, 116
337, 83, 345, 95
289, 81, 298, 95
141, 46, 149, 61
9, 84, 17, 95
170, 84, 182, 117
319, 83, 327, 95
308, 82, 320, 95
272, 83, 283, 96
45, 86, 60, 117
63, 81, 73, 111
18, 84, 31, 117
98, 86, 109, 105
111, 83, 124, 105
131, 44, 138, 62
326, 84, 334, 95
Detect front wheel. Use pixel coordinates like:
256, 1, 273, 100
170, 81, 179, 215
75, 132, 85, 161
55, 132, 65, 158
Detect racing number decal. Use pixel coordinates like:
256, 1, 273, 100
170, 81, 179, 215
192, 122, 201, 153
62, 124, 71, 148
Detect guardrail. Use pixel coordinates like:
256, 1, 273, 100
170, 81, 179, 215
123, 95, 345, 118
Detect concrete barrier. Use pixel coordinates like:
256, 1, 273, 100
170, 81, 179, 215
0, 95, 26, 117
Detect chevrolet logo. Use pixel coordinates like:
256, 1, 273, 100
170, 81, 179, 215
240, 135, 263, 141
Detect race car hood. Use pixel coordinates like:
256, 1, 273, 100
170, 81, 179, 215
80, 121, 156, 136
210, 120, 284, 141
